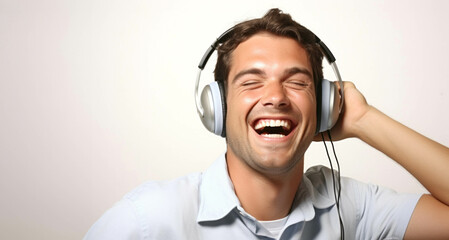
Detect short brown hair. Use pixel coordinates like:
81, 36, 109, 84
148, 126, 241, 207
214, 8, 323, 93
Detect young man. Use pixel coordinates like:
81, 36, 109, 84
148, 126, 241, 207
84, 8, 449, 239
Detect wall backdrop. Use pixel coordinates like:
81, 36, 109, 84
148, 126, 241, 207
1, 0, 448, 239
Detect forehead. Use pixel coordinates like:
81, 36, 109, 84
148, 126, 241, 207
229, 32, 312, 77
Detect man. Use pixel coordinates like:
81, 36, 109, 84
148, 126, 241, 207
84, 8, 449, 239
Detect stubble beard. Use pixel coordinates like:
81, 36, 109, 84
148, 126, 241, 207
227, 136, 307, 177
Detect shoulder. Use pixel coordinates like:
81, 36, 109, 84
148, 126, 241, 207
304, 165, 409, 199
84, 173, 203, 239
305, 165, 421, 239
125, 173, 202, 224
125, 173, 202, 207
304, 164, 421, 210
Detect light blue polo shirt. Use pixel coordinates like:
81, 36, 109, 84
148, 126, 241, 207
84, 154, 421, 239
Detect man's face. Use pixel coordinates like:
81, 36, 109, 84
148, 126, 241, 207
225, 32, 317, 176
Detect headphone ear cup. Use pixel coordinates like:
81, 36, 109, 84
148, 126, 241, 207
318, 79, 341, 132
216, 81, 227, 137
199, 81, 226, 137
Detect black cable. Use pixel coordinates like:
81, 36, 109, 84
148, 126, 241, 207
321, 131, 345, 240
327, 131, 344, 240
321, 133, 339, 204
327, 131, 342, 208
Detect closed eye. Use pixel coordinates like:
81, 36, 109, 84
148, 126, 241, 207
240, 80, 264, 90
291, 81, 308, 86
285, 80, 309, 89
242, 80, 259, 86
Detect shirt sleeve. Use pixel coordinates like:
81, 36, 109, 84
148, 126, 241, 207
83, 199, 141, 240
349, 179, 422, 240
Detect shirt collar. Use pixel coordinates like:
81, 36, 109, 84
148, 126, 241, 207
304, 165, 339, 209
197, 153, 241, 223
197, 155, 336, 224
287, 171, 336, 224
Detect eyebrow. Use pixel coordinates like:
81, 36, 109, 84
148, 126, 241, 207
283, 67, 313, 80
232, 68, 266, 84
232, 67, 312, 83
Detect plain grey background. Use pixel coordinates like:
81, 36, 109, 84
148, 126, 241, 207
1, 0, 448, 239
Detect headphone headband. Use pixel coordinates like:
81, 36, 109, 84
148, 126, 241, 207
198, 28, 235, 70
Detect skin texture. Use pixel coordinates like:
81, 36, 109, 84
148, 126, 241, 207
223, 32, 449, 237
225, 33, 316, 220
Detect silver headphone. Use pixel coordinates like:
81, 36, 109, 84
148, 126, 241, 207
195, 28, 344, 137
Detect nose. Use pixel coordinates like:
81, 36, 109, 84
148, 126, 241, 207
261, 81, 290, 108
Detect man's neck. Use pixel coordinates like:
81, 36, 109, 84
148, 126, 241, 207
226, 152, 304, 221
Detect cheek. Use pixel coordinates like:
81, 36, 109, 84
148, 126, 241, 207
306, 93, 317, 113
292, 89, 316, 108
227, 90, 260, 115
226, 95, 262, 140
226, 92, 257, 128
291, 92, 317, 123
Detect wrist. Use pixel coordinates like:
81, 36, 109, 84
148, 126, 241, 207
351, 105, 379, 141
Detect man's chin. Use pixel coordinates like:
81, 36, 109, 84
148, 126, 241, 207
250, 153, 303, 176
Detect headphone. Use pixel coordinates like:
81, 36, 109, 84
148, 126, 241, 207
195, 27, 344, 137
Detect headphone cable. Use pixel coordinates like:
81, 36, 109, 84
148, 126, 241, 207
321, 131, 345, 240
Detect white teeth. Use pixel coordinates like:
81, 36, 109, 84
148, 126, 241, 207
254, 119, 291, 130
261, 133, 285, 138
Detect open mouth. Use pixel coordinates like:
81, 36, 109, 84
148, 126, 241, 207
253, 119, 294, 138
